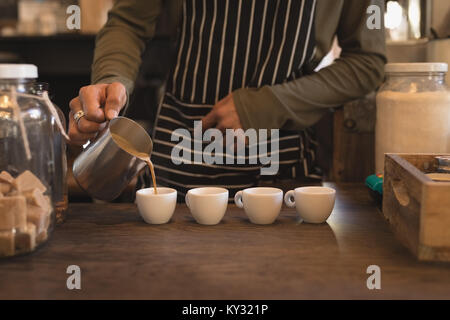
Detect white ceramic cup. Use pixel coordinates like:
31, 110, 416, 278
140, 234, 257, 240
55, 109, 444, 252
284, 186, 336, 223
185, 187, 229, 225
234, 187, 283, 224
136, 187, 177, 224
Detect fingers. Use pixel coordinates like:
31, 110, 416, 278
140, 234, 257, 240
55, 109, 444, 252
78, 84, 107, 123
68, 96, 105, 138
71, 95, 105, 134
68, 110, 97, 146
201, 109, 217, 130
67, 82, 126, 145
217, 120, 246, 153
77, 117, 107, 134
104, 82, 127, 120
216, 116, 241, 132
215, 120, 227, 133
203, 94, 242, 133
69, 96, 83, 113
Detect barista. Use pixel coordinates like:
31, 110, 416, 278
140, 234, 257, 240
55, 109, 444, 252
68, 0, 386, 197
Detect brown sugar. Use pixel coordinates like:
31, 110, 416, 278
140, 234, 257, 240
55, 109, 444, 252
24, 188, 50, 211
13, 170, 47, 193
0, 182, 11, 194
0, 196, 27, 230
0, 170, 52, 257
15, 223, 36, 253
0, 231, 15, 257
0, 204, 15, 230
0, 171, 14, 184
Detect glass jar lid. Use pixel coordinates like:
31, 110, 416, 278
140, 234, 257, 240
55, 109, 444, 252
385, 63, 448, 74
0, 64, 38, 79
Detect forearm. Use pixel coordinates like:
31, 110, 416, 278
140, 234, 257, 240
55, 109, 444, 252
234, 0, 386, 131
91, 0, 162, 94
234, 51, 385, 131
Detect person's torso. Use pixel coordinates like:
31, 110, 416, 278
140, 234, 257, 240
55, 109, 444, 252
151, 0, 318, 199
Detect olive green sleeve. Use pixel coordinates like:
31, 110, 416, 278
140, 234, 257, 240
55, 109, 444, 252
91, 0, 163, 95
233, 0, 387, 131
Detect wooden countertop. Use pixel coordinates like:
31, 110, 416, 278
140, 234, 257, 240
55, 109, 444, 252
1, 184, 449, 299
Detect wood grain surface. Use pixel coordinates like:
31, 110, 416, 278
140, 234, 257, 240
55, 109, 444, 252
0, 184, 449, 300
383, 154, 450, 262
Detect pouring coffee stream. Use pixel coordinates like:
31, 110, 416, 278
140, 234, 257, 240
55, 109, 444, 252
110, 133, 158, 194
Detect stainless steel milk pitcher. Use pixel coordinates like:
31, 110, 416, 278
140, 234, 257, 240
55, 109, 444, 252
73, 117, 153, 201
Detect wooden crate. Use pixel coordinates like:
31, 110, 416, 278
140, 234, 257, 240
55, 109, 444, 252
383, 153, 450, 262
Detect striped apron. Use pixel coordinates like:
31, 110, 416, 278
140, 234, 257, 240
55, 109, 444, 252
148, 0, 319, 200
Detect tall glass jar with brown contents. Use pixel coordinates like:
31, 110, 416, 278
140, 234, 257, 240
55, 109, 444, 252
376, 63, 450, 174
0, 64, 56, 257
34, 82, 68, 224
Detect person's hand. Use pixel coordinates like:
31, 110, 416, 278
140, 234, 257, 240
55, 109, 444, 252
202, 93, 247, 151
68, 82, 127, 146
201, 93, 242, 132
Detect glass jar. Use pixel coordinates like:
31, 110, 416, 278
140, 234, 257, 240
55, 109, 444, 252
375, 63, 450, 174
0, 64, 55, 257
34, 82, 68, 224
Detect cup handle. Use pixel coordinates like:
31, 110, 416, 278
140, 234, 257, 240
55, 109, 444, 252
284, 190, 296, 208
234, 191, 244, 208
185, 193, 190, 208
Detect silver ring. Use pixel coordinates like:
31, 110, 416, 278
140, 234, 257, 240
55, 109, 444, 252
73, 110, 85, 124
